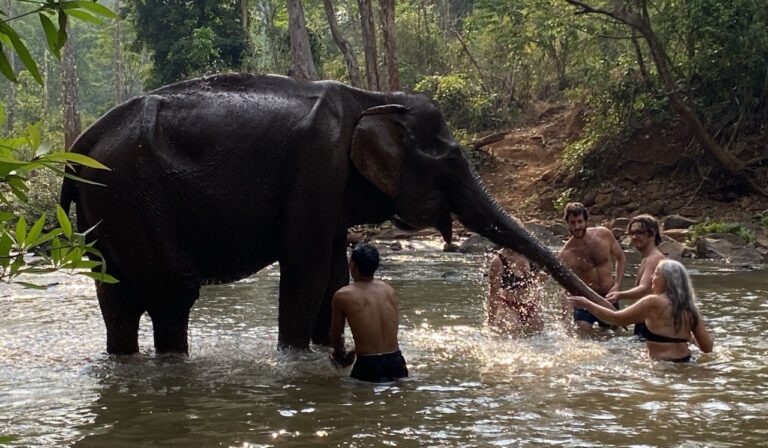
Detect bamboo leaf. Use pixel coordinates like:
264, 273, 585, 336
15, 281, 48, 290
56, 204, 72, 239
0, 22, 43, 85
27, 123, 42, 150
68, 1, 119, 19
39, 13, 61, 59
41, 152, 110, 170
81, 271, 119, 284
24, 214, 47, 250
0, 43, 17, 82
65, 9, 103, 25
15, 216, 27, 245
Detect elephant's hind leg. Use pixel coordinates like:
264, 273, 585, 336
97, 282, 145, 355
147, 288, 199, 355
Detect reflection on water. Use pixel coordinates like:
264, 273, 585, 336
0, 242, 766, 447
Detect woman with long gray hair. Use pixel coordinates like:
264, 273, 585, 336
568, 259, 713, 362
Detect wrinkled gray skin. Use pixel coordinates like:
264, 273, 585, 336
60, 74, 602, 355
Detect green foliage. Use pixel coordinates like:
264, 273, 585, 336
1, 1, 120, 287
553, 188, 574, 213
414, 73, 495, 132
128, 0, 249, 87
690, 221, 754, 243
759, 211, 768, 229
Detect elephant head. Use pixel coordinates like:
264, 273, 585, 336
350, 97, 604, 304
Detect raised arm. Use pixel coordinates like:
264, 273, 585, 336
568, 294, 655, 327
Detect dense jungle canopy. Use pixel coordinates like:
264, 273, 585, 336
1, 0, 767, 283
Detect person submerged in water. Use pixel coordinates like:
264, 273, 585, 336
488, 248, 554, 333
568, 259, 713, 362
329, 243, 408, 383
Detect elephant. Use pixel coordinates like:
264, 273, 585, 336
60, 73, 603, 355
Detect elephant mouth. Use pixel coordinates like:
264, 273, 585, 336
391, 214, 453, 245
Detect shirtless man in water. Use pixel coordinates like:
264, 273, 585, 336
606, 214, 666, 337
559, 202, 626, 332
329, 243, 408, 383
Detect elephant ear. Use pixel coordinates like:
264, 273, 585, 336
350, 105, 410, 197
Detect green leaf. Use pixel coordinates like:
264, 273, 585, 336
32, 228, 63, 247
42, 163, 106, 187
0, 43, 17, 82
0, 102, 5, 128
27, 123, 42, 150
81, 271, 119, 284
15, 281, 48, 290
57, 10, 68, 51
41, 152, 110, 170
56, 204, 72, 239
39, 13, 61, 59
65, 9, 103, 25
0, 211, 14, 222
68, 1, 119, 19
15, 216, 27, 244
50, 236, 63, 263
24, 214, 47, 250
0, 233, 12, 268
35, 142, 53, 158
0, 22, 43, 85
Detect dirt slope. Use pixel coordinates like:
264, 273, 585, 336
476, 105, 768, 227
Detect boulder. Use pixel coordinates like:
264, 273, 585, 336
727, 246, 765, 266
611, 228, 625, 240
582, 190, 597, 207
663, 214, 699, 230
705, 233, 749, 245
389, 241, 403, 251
459, 234, 498, 254
443, 242, 460, 253
524, 221, 565, 247
662, 228, 691, 243
658, 238, 685, 260
594, 192, 613, 206
550, 222, 569, 237
644, 200, 667, 217
611, 217, 631, 230
694, 237, 733, 260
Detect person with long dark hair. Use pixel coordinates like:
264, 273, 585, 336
568, 259, 713, 362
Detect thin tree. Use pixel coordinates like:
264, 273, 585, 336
322, 0, 362, 87
378, 0, 398, 91
113, 0, 123, 105
62, 24, 81, 149
287, 0, 319, 80
3, 0, 15, 133
564, 0, 768, 196
357, 0, 379, 90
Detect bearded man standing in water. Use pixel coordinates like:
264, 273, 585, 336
329, 243, 408, 383
559, 202, 626, 332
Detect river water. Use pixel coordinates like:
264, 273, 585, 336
1, 239, 766, 447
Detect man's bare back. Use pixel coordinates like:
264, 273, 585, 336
329, 244, 408, 383
331, 279, 400, 356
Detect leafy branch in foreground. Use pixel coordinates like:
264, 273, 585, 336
1, 116, 117, 288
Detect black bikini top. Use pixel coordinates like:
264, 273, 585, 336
641, 325, 689, 344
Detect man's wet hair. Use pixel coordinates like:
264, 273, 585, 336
351, 243, 380, 277
563, 202, 589, 222
628, 214, 662, 246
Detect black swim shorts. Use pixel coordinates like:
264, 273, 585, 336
350, 350, 409, 383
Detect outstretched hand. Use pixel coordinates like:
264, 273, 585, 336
567, 295, 591, 309
329, 348, 356, 368
605, 291, 621, 304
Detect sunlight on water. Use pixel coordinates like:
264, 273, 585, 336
0, 247, 766, 447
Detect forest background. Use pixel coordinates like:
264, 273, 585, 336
2, 0, 768, 284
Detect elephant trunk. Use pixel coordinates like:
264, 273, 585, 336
451, 167, 606, 305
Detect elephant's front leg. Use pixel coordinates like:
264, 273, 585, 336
312, 233, 349, 345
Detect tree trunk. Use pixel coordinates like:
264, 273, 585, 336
630, 30, 652, 90
241, 0, 250, 33
62, 26, 81, 150
378, 0, 398, 91
113, 0, 123, 105
3, 0, 15, 133
322, 0, 362, 87
286, 0, 319, 80
357, 0, 379, 91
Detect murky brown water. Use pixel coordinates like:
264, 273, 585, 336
1, 240, 766, 447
